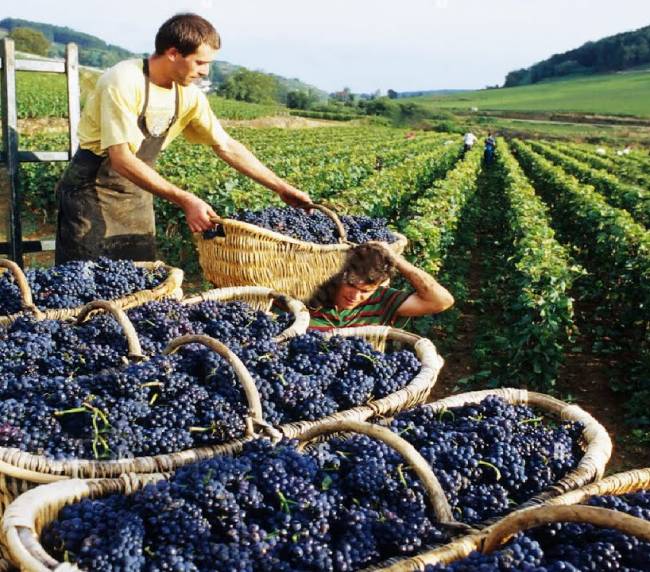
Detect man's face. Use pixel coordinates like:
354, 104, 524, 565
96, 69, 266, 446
335, 280, 380, 310
169, 43, 218, 86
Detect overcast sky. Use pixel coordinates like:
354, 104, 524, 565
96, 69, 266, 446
4, 0, 650, 93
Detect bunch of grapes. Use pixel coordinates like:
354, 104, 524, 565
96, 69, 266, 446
0, 258, 168, 315
205, 206, 398, 244
41, 397, 585, 571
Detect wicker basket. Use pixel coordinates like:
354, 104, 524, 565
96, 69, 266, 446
180, 285, 310, 342
278, 326, 444, 439
361, 387, 614, 571
1, 420, 468, 571
369, 468, 650, 571
194, 204, 408, 302
0, 324, 440, 513
0, 258, 184, 327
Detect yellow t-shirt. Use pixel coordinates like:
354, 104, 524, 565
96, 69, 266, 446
78, 59, 230, 156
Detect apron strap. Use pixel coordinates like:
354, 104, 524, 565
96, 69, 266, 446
139, 58, 179, 138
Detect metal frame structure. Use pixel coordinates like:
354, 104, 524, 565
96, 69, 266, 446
0, 38, 79, 266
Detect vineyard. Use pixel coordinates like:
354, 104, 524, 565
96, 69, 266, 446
11, 123, 649, 465
1, 55, 650, 570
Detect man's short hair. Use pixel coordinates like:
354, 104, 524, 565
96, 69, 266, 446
155, 13, 221, 56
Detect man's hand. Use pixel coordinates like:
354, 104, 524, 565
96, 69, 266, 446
277, 186, 313, 210
181, 194, 218, 233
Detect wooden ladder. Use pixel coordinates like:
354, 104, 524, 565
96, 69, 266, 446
0, 38, 80, 267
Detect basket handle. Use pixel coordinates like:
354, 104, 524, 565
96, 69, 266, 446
75, 300, 145, 361
309, 203, 349, 244
296, 419, 468, 531
0, 259, 44, 319
163, 334, 271, 439
482, 504, 650, 554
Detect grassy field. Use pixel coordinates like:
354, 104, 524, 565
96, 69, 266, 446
403, 70, 650, 117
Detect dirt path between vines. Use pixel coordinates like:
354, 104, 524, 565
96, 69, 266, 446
429, 248, 482, 401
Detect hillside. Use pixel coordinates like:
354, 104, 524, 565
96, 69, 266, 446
505, 23, 650, 87
0, 17, 326, 98
402, 70, 650, 118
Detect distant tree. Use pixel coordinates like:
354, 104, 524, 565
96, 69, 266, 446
286, 90, 318, 109
9, 27, 50, 56
218, 69, 280, 103
387, 89, 399, 99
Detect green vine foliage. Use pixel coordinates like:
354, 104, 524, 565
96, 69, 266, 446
475, 140, 579, 391
401, 144, 483, 275
530, 140, 649, 227
512, 139, 650, 422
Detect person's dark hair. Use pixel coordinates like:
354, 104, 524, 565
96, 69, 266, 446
155, 13, 221, 56
308, 243, 395, 309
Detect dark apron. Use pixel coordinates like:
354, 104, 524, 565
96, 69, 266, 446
55, 59, 179, 264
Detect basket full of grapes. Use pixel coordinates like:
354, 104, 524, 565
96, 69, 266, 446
195, 203, 408, 301
0, 404, 611, 572
0, 290, 440, 526
381, 468, 650, 571
0, 258, 184, 326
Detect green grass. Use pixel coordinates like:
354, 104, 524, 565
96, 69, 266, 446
403, 70, 650, 118
207, 96, 287, 120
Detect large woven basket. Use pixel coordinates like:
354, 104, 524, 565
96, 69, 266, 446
1, 420, 469, 571
359, 387, 614, 571
0, 323, 440, 515
369, 468, 650, 571
194, 204, 408, 301
0, 259, 184, 327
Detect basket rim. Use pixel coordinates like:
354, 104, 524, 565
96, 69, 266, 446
0, 260, 184, 326
0, 325, 441, 481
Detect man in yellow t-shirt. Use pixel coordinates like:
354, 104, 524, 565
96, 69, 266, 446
55, 13, 312, 264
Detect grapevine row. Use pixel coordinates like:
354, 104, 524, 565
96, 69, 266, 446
529, 141, 649, 227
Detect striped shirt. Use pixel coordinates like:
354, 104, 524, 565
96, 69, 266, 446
308, 287, 413, 331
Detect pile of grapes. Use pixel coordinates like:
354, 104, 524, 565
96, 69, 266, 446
425, 491, 650, 571
40, 397, 584, 571
205, 206, 398, 244
0, 297, 421, 459
0, 258, 168, 316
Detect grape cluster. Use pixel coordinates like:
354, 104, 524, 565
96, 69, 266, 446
0, 258, 167, 315
424, 491, 650, 571
41, 397, 584, 571
390, 396, 583, 522
206, 206, 398, 244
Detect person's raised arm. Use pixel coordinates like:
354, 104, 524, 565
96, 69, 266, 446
212, 140, 312, 208
108, 143, 216, 232
369, 242, 454, 317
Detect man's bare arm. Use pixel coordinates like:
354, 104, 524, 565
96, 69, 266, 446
108, 144, 216, 232
212, 139, 312, 208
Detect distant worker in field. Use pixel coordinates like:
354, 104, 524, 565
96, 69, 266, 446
463, 131, 477, 154
306, 242, 454, 330
55, 13, 311, 264
484, 132, 497, 165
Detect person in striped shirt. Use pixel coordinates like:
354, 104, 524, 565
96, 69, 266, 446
307, 242, 454, 331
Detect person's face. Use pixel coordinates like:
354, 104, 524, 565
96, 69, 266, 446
168, 43, 217, 86
335, 280, 381, 310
